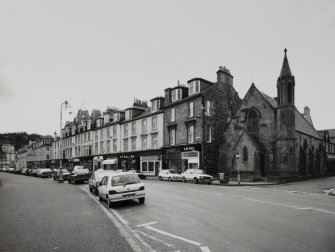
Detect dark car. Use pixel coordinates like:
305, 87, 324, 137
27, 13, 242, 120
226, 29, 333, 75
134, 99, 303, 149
28, 168, 38, 176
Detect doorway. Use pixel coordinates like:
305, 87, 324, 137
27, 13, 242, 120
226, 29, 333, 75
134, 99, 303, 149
260, 154, 265, 177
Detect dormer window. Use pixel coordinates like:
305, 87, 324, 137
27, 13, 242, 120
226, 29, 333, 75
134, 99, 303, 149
171, 89, 182, 102
113, 113, 120, 122
87, 120, 91, 130
189, 80, 200, 95
151, 100, 159, 111
125, 110, 133, 120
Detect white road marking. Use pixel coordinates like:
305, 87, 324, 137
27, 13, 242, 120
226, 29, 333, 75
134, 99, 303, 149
138, 230, 173, 247
137, 222, 158, 227
80, 187, 154, 252
144, 225, 202, 246
190, 189, 222, 196
243, 197, 335, 215
200, 246, 211, 252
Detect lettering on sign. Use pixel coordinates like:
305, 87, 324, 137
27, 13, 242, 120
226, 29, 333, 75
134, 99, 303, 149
183, 146, 195, 151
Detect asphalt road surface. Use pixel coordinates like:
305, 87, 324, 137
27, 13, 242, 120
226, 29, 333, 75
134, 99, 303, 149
1, 173, 334, 252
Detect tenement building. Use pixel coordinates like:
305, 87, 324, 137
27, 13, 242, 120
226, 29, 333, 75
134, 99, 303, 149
163, 67, 241, 175
222, 49, 329, 181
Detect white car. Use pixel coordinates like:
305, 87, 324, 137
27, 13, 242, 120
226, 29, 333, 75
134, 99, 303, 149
181, 169, 214, 184
89, 169, 115, 195
158, 170, 182, 182
36, 168, 53, 178
98, 172, 145, 207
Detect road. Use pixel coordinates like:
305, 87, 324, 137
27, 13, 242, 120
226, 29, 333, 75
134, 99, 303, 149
1, 173, 335, 252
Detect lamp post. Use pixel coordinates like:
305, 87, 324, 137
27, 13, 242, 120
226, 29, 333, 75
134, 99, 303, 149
236, 151, 240, 185
59, 100, 72, 182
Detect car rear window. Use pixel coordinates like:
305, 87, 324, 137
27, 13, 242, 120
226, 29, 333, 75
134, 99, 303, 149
111, 174, 141, 186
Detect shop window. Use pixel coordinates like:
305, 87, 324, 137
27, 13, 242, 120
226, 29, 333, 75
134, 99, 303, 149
149, 162, 155, 172
131, 160, 136, 170
142, 162, 148, 172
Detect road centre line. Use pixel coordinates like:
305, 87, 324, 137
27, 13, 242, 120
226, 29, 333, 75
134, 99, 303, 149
190, 189, 222, 196
243, 197, 335, 215
80, 187, 154, 252
138, 230, 173, 247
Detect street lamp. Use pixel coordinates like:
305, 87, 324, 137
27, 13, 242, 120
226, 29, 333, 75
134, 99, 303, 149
236, 151, 240, 185
59, 100, 72, 182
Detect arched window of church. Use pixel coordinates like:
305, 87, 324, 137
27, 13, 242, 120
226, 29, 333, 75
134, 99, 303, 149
242, 146, 248, 162
288, 82, 293, 104
247, 109, 259, 134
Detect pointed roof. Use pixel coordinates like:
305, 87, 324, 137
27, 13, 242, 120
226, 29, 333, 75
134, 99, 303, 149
279, 48, 292, 78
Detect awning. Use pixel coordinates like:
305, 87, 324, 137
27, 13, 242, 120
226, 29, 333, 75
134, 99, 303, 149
73, 158, 80, 162
102, 159, 118, 165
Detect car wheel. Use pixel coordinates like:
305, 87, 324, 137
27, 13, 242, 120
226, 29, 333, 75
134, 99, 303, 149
183, 177, 186, 183
207, 182, 212, 185
159, 176, 162, 181
53, 176, 56, 181
68, 179, 71, 184
99, 194, 102, 201
95, 188, 99, 196
72, 180, 76, 184
139, 197, 145, 204
89, 186, 92, 192
107, 197, 113, 208
168, 177, 172, 182
194, 178, 198, 184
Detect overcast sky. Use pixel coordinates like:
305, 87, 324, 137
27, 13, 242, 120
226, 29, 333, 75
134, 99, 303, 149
0, 0, 334, 135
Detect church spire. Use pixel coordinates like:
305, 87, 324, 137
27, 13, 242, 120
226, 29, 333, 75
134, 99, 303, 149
279, 48, 292, 78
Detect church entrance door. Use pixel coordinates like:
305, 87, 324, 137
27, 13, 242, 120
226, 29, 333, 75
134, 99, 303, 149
259, 154, 265, 177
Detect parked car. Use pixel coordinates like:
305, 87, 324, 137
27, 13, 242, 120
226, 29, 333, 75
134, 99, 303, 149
129, 169, 146, 179
53, 169, 71, 181
98, 172, 145, 207
8, 167, 15, 173
28, 168, 38, 176
89, 169, 115, 195
158, 170, 183, 182
36, 168, 53, 178
68, 166, 91, 184
181, 169, 214, 184
21, 168, 28, 174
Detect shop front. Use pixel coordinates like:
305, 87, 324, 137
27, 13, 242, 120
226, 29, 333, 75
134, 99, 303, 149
140, 150, 162, 176
119, 153, 140, 171
163, 143, 202, 173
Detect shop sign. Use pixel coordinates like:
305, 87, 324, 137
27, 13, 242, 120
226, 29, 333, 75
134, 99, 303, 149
119, 154, 135, 159
141, 155, 161, 161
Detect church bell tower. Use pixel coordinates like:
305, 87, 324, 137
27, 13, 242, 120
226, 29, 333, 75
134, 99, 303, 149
276, 49, 296, 175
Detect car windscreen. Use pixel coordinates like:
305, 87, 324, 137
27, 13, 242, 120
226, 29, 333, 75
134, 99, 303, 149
111, 174, 141, 186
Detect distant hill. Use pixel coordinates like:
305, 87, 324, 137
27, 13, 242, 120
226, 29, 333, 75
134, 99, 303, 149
0, 132, 43, 150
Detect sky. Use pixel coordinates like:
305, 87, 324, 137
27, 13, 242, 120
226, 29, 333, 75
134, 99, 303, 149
0, 0, 334, 135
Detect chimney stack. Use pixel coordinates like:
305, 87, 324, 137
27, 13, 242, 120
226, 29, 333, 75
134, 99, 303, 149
216, 66, 233, 86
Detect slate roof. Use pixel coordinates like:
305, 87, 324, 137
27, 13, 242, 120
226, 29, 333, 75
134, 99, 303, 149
259, 91, 278, 108
295, 109, 321, 139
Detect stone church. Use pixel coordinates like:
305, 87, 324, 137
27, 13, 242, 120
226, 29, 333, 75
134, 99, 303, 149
221, 49, 327, 181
